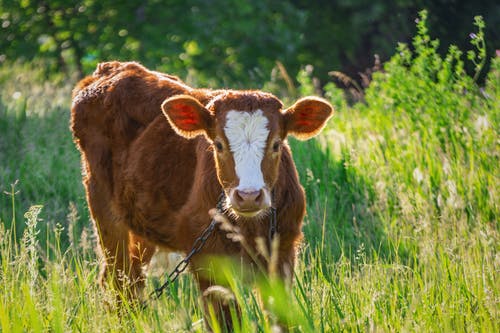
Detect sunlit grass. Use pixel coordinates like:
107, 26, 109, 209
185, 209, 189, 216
0, 13, 498, 332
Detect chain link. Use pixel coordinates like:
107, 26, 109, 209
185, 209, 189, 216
269, 206, 277, 246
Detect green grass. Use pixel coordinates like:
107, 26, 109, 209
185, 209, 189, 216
0, 13, 498, 332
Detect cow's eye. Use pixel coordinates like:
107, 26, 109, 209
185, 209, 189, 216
272, 141, 281, 152
214, 141, 223, 152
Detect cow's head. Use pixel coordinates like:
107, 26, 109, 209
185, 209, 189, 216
162, 91, 332, 218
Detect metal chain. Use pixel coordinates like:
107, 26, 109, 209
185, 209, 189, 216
149, 193, 226, 300
268, 206, 277, 246
150, 218, 218, 299
268, 190, 277, 247
149, 191, 278, 302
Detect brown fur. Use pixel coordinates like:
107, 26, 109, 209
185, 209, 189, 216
71, 61, 332, 326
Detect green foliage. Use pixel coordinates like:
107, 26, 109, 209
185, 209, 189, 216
0, 1, 306, 85
356, 11, 498, 230
1, 2, 499, 86
294, 11, 499, 257
0, 13, 499, 332
0, 61, 87, 244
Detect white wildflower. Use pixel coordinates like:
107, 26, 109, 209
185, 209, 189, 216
413, 167, 424, 183
442, 158, 452, 176
446, 180, 464, 209
474, 115, 489, 135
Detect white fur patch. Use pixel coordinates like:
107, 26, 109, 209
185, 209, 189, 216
224, 110, 269, 191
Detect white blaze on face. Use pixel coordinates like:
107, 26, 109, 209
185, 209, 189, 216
224, 110, 269, 191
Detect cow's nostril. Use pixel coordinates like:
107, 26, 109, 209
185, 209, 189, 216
234, 190, 244, 203
255, 189, 263, 203
231, 188, 269, 214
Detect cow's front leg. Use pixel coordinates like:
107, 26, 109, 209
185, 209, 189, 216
195, 275, 238, 332
95, 220, 155, 303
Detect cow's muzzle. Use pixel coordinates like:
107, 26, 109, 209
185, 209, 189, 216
228, 187, 271, 217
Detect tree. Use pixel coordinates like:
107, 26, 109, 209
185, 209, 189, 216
1, 1, 498, 84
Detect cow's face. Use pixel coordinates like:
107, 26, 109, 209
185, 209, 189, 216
162, 91, 332, 218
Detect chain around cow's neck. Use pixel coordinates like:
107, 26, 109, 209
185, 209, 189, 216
150, 191, 277, 301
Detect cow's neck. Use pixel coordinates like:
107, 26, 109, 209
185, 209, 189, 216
194, 139, 222, 209
173, 139, 220, 249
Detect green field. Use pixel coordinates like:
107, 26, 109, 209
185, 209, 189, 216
0, 16, 498, 332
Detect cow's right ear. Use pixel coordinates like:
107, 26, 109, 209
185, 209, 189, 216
161, 95, 213, 139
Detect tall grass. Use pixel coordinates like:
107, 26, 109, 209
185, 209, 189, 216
0, 12, 498, 332
0, 61, 89, 246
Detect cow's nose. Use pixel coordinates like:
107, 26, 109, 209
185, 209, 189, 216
235, 189, 262, 204
232, 189, 265, 212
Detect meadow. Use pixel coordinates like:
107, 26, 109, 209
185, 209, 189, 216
0, 15, 498, 332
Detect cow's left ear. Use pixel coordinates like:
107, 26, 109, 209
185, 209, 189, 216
162, 95, 213, 139
284, 97, 333, 140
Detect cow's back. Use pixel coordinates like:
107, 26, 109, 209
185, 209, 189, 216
70, 62, 198, 227
71, 61, 189, 149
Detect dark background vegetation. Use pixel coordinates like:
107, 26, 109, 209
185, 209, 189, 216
0, 4, 498, 329
1, 0, 499, 86
0, 1, 498, 251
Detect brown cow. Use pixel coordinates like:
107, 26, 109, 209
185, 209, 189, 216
71, 61, 332, 326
